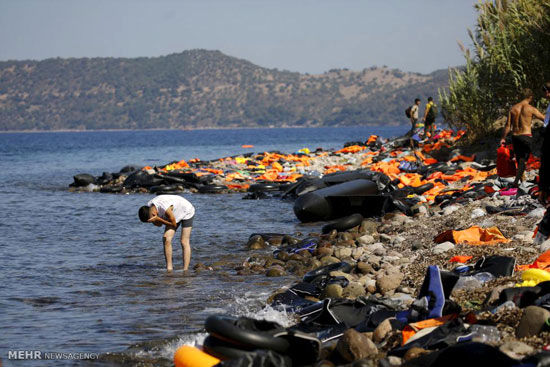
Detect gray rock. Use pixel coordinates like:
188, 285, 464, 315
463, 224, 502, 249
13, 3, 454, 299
357, 234, 375, 246
433, 241, 455, 254
351, 247, 365, 260
516, 306, 550, 338
442, 205, 460, 216
393, 236, 406, 245
336, 329, 378, 362
382, 256, 401, 264
373, 317, 394, 343
403, 347, 430, 361
266, 265, 286, 277
322, 284, 343, 299
417, 205, 428, 216
367, 255, 382, 267
376, 272, 403, 295
412, 242, 427, 251
343, 281, 366, 299
334, 247, 353, 259
320, 256, 340, 265
365, 278, 377, 294
499, 340, 534, 359
366, 243, 384, 253
471, 208, 486, 218
379, 234, 392, 243
360, 220, 379, 234
387, 356, 403, 366
356, 261, 376, 275
373, 248, 386, 257
247, 235, 266, 250
315, 247, 334, 257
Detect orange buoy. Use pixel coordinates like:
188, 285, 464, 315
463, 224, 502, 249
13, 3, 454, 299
174, 345, 220, 367
241, 144, 254, 148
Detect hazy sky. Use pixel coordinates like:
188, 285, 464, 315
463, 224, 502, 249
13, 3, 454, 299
0, 0, 479, 74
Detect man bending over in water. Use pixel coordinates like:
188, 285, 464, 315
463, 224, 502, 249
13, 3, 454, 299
139, 194, 195, 271
501, 89, 546, 187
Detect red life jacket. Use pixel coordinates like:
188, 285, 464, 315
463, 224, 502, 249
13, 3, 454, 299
497, 144, 517, 177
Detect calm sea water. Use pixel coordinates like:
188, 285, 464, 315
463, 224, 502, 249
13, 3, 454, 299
0, 126, 407, 366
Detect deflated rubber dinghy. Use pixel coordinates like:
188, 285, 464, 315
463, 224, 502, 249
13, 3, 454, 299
293, 179, 386, 222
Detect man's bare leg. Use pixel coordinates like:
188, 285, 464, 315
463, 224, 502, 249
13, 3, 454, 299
180, 226, 192, 271
163, 226, 176, 271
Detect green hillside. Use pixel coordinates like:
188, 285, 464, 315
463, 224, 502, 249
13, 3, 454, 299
0, 50, 449, 131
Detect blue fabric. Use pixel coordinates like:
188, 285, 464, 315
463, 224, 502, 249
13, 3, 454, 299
396, 265, 445, 323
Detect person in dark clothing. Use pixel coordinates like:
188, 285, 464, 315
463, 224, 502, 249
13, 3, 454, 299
533, 82, 550, 245
539, 82, 550, 203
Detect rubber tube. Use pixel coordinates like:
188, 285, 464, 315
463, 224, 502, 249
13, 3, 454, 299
293, 179, 378, 222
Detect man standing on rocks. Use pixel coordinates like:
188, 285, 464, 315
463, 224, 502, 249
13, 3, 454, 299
500, 89, 546, 187
138, 194, 195, 272
422, 97, 437, 139
409, 98, 422, 137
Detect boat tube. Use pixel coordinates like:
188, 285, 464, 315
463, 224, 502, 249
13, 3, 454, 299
293, 179, 382, 222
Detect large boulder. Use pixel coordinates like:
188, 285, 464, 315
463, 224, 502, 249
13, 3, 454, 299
336, 329, 378, 362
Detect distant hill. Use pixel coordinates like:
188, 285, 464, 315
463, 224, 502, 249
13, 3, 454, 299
0, 50, 449, 131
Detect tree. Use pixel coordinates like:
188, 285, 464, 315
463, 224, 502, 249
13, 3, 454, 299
440, 0, 550, 138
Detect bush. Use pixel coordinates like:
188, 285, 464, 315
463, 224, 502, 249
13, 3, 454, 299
440, 0, 550, 139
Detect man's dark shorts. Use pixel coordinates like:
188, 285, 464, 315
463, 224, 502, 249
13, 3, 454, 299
512, 135, 532, 161
178, 215, 194, 228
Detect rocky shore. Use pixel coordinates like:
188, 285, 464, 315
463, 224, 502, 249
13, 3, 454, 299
72, 129, 550, 366
195, 130, 549, 366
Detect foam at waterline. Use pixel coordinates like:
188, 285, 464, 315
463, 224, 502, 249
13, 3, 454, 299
227, 291, 297, 328
159, 332, 208, 361
204, 289, 298, 327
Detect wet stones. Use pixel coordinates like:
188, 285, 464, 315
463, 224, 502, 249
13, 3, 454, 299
333, 247, 352, 259
372, 317, 395, 343
266, 265, 286, 277
516, 306, 550, 338
247, 235, 266, 250
356, 262, 376, 275
359, 220, 379, 234
342, 281, 366, 299
315, 247, 334, 258
376, 268, 404, 296
322, 284, 343, 299
500, 340, 534, 360
357, 234, 375, 245
336, 329, 378, 362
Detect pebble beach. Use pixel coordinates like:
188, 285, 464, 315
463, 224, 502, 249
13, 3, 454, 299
68, 126, 550, 366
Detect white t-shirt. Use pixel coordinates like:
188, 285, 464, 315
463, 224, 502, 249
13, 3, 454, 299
148, 195, 195, 223
411, 104, 419, 120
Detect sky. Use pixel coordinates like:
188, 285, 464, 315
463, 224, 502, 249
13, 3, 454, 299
0, 0, 479, 74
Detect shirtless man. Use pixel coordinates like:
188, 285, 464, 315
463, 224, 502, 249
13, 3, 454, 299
500, 89, 546, 186
138, 195, 195, 271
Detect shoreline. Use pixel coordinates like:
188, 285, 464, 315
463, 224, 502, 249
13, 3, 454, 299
0, 123, 404, 134
161, 129, 550, 365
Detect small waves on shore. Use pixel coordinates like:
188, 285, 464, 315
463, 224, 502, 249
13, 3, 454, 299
0, 126, 408, 366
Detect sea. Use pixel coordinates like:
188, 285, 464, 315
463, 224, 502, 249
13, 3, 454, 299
0, 126, 408, 366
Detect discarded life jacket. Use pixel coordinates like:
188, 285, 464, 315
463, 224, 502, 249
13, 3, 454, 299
497, 144, 516, 178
